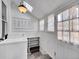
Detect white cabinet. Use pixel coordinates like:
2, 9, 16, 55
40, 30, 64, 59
0, 41, 27, 59
6, 42, 27, 59
0, 44, 7, 59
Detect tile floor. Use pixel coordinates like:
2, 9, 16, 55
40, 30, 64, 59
28, 52, 52, 59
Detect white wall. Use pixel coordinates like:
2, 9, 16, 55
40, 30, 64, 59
0, 41, 27, 59
8, 2, 39, 39
38, 2, 79, 58
0, 0, 39, 39
38, 15, 79, 59
39, 32, 79, 59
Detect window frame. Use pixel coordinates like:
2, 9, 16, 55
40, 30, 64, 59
57, 5, 79, 45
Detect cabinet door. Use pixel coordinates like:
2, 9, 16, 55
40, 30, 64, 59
6, 42, 27, 59
0, 45, 7, 59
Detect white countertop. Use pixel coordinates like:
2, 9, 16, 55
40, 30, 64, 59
0, 37, 27, 45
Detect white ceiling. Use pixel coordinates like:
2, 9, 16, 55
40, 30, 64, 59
11, 0, 75, 19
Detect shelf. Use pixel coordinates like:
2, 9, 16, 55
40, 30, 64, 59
27, 37, 40, 53
30, 46, 40, 53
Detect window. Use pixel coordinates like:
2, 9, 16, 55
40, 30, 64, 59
70, 20, 73, 31
58, 13, 62, 21
48, 14, 54, 31
72, 6, 79, 18
63, 32, 69, 42
57, 22, 62, 30
57, 5, 79, 45
70, 32, 74, 43
70, 32, 79, 45
70, 7, 73, 19
70, 6, 79, 19
73, 32, 79, 45
57, 13, 63, 41
58, 31, 63, 40
73, 19, 79, 31
39, 19, 44, 31
2, 21, 7, 38
63, 9, 69, 20
63, 21, 69, 31
1, 1, 7, 39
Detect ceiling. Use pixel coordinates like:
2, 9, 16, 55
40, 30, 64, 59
11, 0, 75, 19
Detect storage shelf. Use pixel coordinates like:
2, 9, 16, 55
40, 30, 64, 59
27, 37, 40, 54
